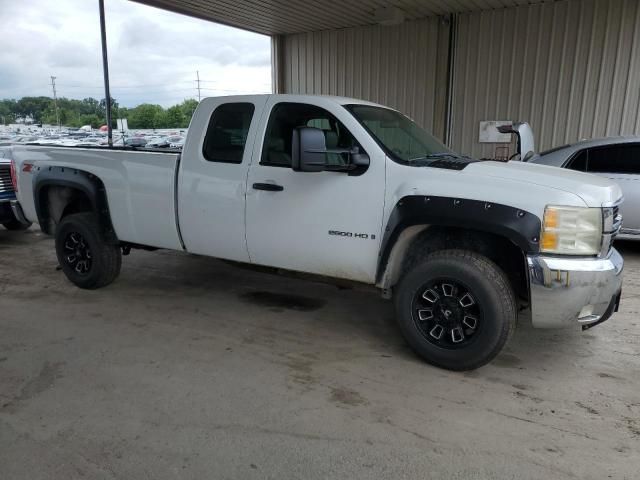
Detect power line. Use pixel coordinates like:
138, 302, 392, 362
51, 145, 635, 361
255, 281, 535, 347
199, 79, 272, 87
56, 81, 195, 89
55, 79, 272, 90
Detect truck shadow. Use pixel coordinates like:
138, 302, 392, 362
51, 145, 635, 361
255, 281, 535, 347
614, 239, 640, 255
0, 227, 39, 248
113, 249, 605, 374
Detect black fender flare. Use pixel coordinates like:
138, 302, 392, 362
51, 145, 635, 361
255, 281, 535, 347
33, 165, 115, 240
376, 195, 542, 283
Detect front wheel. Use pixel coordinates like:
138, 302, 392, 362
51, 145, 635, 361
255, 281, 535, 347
394, 249, 516, 371
55, 212, 121, 289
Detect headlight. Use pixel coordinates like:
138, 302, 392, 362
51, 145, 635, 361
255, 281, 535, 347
541, 205, 602, 255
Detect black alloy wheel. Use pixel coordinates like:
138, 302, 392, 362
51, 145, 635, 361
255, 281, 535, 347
55, 212, 121, 289
412, 279, 482, 349
62, 231, 93, 275
394, 250, 516, 371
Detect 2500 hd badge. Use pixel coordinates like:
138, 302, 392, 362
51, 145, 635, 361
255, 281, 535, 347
328, 230, 376, 240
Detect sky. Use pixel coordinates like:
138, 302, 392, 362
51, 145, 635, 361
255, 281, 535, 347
0, 0, 272, 107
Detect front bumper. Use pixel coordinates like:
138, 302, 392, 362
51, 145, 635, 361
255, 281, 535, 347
0, 199, 15, 222
527, 248, 623, 328
9, 200, 30, 225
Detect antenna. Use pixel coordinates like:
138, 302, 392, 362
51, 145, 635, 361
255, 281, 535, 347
196, 70, 201, 102
50, 76, 60, 131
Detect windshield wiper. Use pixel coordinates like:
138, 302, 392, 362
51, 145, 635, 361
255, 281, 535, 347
408, 152, 466, 162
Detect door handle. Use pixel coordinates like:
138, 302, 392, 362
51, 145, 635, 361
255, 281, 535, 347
252, 182, 284, 192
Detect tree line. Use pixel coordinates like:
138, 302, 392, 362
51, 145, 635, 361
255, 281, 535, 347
0, 96, 199, 130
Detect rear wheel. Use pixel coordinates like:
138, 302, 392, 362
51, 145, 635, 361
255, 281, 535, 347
2, 219, 31, 231
394, 249, 516, 371
55, 213, 121, 289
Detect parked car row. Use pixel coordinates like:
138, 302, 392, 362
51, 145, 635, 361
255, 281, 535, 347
0, 130, 186, 150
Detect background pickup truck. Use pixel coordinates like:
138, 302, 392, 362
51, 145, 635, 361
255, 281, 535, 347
0, 152, 31, 231
5, 94, 624, 371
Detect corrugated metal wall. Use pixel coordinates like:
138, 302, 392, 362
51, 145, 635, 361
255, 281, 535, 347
280, 17, 450, 139
280, 0, 640, 159
453, 0, 640, 157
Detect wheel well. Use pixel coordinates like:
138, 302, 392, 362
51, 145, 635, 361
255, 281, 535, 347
39, 185, 93, 234
35, 171, 117, 243
61, 191, 93, 218
379, 226, 529, 304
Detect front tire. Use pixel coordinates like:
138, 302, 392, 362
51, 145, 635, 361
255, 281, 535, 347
394, 249, 516, 371
2, 219, 31, 231
55, 213, 121, 289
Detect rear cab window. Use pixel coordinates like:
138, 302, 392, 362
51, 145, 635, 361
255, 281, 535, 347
202, 103, 255, 163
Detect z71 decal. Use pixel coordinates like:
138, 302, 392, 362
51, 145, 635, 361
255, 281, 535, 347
329, 230, 376, 240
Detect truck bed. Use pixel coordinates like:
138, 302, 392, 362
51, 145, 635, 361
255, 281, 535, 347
9, 145, 183, 250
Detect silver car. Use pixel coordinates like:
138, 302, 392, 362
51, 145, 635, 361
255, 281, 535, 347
529, 136, 640, 240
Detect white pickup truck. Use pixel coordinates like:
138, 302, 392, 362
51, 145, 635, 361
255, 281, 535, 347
5, 94, 624, 370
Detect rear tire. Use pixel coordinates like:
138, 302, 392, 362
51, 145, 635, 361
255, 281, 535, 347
394, 249, 516, 371
55, 212, 121, 289
2, 219, 31, 231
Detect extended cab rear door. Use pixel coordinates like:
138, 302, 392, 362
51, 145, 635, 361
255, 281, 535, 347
245, 97, 385, 283
178, 96, 268, 261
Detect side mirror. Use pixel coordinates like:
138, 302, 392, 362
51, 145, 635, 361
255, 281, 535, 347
291, 126, 370, 173
291, 126, 327, 172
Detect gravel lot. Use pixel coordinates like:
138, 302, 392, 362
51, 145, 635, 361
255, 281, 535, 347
1, 227, 639, 479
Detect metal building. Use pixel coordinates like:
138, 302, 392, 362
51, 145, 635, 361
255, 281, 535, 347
137, 0, 640, 157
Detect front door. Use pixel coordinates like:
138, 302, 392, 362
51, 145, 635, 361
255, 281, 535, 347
245, 99, 385, 283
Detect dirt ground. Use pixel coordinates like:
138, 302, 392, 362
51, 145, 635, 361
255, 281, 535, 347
1, 227, 638, 479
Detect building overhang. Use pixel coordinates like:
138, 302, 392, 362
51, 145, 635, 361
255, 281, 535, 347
133, 0, 552, 35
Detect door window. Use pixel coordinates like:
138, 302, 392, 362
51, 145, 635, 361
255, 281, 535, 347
586, 144, 640, 174
202, 103, 255, 163
566, 150, 587, 171
261, 103, 359, 168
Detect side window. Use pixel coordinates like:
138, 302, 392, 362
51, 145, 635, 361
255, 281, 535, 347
566, 150, 587, 171
587, 144, 640, 174
261, 103, 359, 167
202, 103, 255, 163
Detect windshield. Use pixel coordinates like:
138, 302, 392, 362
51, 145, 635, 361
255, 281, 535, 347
345, 104, 453, 163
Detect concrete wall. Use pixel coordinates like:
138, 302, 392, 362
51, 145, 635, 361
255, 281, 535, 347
279, 0, 640, 158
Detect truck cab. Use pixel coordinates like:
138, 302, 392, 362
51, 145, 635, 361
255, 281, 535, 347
6, 94, 624, 371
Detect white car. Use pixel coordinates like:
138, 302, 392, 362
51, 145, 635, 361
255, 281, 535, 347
4, 94, 624, 370
529, 136, 639, 240
169, 136, 185, 148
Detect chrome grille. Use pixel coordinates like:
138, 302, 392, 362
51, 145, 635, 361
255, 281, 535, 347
600, 202, 623, 257
0, 164, 13, 194
608, 206, 623, 239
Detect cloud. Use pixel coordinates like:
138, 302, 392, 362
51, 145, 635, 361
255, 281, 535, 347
0, 0, 272, 106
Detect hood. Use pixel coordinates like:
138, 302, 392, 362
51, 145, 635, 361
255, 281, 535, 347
465, 160, 622, 207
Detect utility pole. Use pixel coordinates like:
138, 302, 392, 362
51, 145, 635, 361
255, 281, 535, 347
196, 70, 201, 102
98, 0, 113, 147
50, 76, 60, 131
